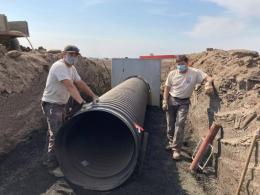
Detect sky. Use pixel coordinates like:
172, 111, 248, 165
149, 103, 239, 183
1, 0, 260, 58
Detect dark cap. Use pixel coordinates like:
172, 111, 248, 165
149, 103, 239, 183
63, 45, 80, 53
176, 55, 188, 63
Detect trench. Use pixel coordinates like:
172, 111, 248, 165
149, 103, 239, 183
0, 107, 217, 195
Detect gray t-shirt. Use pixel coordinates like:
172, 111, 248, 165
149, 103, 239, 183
165, 67, 207, 99
42, 59, 81, 104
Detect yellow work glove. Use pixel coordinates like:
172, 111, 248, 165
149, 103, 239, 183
162, 99, 168, 111
205, 82, 214, 96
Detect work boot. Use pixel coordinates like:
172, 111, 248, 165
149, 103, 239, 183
172, 150, 181, 160
48, 167, 64, 178
43, 158, 59, 169
43, 153, 59, 169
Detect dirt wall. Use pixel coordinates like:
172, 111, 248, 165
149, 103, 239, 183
162, 49, 260, 194
0, 46, 110, 160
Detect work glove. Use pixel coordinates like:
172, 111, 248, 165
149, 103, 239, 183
205, 82, 214, 96
162, 99, 168, 111
92, 95, 99, 104
65, 101, 85, 120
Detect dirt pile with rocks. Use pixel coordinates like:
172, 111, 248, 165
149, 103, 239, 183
0, 45, 110, 160
162, 49, 260, 194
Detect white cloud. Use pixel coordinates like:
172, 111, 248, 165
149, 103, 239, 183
204, 0, 260, 17
188, 16, 245, 37
189, 1, 260, 39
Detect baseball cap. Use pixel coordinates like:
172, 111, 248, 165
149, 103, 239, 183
63, 45, 80, 54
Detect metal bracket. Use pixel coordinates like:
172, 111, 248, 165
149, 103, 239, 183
192, 138, 214, 170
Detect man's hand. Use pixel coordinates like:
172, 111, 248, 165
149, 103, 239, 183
205, 82, 214, 96
65, 101, 85, 120
162, 99, 168, 111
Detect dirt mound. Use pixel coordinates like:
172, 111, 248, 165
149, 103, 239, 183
162, 49, 260, 194
0, 45, 110, 159
188, 49, 259, 138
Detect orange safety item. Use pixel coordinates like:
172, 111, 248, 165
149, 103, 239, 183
190, 123, 222, 171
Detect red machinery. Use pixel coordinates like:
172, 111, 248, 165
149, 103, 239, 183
139, 55, 176, 60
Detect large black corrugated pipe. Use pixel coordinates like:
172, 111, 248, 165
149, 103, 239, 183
55, 76, 150, 191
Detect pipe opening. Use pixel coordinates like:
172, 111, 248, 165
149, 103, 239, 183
61, 110, 136, 178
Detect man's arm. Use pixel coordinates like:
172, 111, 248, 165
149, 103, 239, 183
162, 85, 170, 111
204, 75, 214, 84
74, 80, 97, 99
163, 86, 170, 102
162, 71, 172, 111
204, 75, 214, 95
62, 79, 84, 104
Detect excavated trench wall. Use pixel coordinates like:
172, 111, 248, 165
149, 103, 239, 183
162, 49, 260, 194
0, 46, 110, 160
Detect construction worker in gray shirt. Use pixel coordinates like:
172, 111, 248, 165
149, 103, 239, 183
162, 55, 213, 160
41, 45, 98, 177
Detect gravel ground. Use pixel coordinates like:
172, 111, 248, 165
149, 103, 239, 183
0, 107, 216, 195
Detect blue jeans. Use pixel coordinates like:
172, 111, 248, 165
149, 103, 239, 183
166, 98, 189, 151
41, 101, 66, 168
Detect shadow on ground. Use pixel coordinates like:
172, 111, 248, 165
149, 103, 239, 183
0, 107, 194, 195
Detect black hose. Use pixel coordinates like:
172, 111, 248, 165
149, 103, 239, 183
55, 76, 150, 191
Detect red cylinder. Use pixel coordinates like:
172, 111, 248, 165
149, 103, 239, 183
190, 123, 222, 171
139, 55, 176, 59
